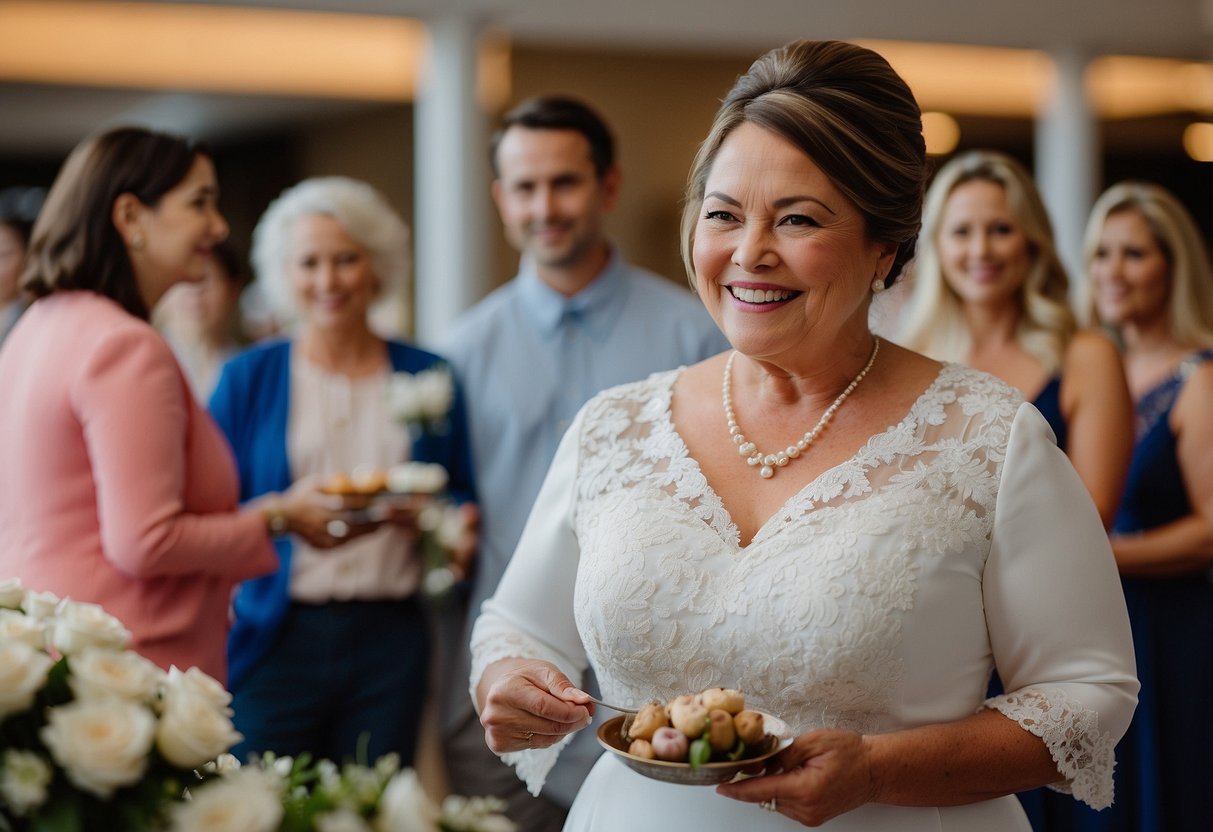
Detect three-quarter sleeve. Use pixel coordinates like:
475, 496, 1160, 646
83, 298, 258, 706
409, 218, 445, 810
469, 409, 588, 795
982, 403, 1139, 809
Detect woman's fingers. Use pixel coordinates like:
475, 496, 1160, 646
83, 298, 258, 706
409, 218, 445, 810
480, 663, 594, 753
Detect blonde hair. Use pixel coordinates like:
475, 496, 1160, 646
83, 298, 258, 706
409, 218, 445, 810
1081, 181, 1213, 348
898, 150, 1076, 373
681, 40, 927, 288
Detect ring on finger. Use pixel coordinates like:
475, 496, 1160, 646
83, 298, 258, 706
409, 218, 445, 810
759, 797, 777, 812
327, 520, 349, 539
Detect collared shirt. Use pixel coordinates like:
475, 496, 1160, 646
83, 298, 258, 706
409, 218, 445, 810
439, 248, 728, 800
442, 249, 727, 617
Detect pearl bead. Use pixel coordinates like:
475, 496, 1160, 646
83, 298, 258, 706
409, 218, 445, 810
721, 339, 880, 481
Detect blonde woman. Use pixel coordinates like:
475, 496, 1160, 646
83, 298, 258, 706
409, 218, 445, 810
1083, 181, 1213, 831
899, 150, 1133, 527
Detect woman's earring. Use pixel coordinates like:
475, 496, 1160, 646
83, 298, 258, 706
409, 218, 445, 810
130, 233, 145, 252
871, 276, 886, 294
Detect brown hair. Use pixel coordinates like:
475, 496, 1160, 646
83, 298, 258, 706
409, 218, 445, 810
22, 126, 208, 320
490, 96, 615, 179
681, 40, 928, 285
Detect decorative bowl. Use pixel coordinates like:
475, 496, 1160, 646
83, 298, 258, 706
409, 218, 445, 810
596, 711, 793, 786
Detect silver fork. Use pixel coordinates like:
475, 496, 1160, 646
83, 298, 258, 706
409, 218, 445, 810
586, 695, 640, 715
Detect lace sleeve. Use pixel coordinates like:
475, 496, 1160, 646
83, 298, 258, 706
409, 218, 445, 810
467, 411, 588, 796
984, 687, 1117, 807
983, 404, 1139, 809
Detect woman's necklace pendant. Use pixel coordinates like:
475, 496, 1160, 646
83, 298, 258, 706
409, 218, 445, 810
723, 338, 880, 480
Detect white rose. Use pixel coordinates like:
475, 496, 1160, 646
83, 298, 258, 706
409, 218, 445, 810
387, 374, 423, 422
156, 689, 243, 768
169, 768, 284, 832
0, 640, 54, 720
436, 504, 466, 548
0, 609, 47, 650
163, 665, 233, 711
50, 600, 131, 655
20, 589, 60, 621
205, 753, 242, 776
317, 809, 374, 832
0, 578, 24, 609
40, 698, 155, 798
0, 749, 53, 816
414, 369, 453, 419
374, 769, 440, 832
68, 646, 165, 703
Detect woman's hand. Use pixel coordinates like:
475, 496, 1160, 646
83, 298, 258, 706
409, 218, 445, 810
260, 476, 378, 550
716, 728, 880, 826
478, 658, 594, 754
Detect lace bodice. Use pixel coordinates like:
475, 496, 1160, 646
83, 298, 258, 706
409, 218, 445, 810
471, 364, 1138, 814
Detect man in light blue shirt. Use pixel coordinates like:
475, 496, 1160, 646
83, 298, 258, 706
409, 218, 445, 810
440, 96, 728, 831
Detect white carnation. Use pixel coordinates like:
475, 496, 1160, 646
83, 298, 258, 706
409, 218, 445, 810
0, 640, 54, 720
0, 749, 52, 815
156, 689, 243, 768
0, 577, 24, 609
374, 768, 440, 832
0, 608, 47, 650
169, 768, 284, 832
51, 600, 131, 655
40, 698, 155, 798
20, 589, 60, 621
68, 646, 165, 703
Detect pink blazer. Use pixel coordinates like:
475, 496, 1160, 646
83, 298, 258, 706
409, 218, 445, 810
0, 292, 276, 681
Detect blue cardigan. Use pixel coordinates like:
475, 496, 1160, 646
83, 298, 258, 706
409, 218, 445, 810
208, 339, 476, 690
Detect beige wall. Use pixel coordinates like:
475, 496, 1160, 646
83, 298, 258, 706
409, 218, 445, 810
501, 45, 760, 291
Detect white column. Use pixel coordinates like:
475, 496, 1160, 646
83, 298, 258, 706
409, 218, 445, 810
1034, 48, 1100, 294
413, 14, 492, 347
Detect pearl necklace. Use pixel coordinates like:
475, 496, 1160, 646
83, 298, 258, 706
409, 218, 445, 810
723, 338, 881, 479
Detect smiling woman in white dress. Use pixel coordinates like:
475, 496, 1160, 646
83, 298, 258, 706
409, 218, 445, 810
469, 40, 1139, 831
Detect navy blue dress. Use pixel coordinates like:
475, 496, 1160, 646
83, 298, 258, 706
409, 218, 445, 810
1024, 351, 1213, 831
1004, 378, 1071, 829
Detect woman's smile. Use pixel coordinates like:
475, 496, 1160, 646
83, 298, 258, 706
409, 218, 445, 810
724, 282, 802, 310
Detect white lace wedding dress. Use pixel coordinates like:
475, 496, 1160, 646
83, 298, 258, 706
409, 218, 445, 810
471, 364, 1138, 832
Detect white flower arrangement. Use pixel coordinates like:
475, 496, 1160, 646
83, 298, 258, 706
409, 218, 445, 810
387, 367, 454, 438
0, 582, 512, 832
170, 753, 513, 832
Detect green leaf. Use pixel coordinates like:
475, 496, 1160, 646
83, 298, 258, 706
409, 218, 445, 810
28, 793, 82, 832
688, 737, 712, 769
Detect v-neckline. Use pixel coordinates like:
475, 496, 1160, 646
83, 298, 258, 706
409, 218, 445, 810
654, 363, 954, 550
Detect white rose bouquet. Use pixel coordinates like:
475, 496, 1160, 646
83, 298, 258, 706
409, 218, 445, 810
172, 752, 514, 832
0, 582, 510, 832
387, 366, 454, 439
0, 582, 239, 830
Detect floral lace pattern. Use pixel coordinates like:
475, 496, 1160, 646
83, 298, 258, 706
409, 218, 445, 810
986, 687, 1117, 808
472, 363, 1123, 809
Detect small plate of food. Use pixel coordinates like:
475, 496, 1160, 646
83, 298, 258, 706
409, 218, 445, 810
321, 463, 449, 521
595, 687, 792, 786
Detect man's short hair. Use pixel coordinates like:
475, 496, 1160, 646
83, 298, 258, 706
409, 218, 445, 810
490, 96, 615, 179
